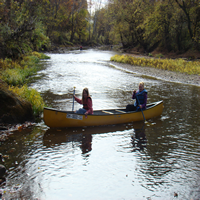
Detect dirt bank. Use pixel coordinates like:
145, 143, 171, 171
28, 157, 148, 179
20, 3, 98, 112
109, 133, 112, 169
0, 81, 34, 126
110, 61, 200, 86
0, 81, 34, 141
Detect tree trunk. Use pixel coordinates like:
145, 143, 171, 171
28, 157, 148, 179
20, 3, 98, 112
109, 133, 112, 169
119, 29, 125, 48
175, 0, 193, 40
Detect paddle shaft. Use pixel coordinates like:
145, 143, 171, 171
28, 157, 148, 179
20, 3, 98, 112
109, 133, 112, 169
72, 87, 76, 111
136, 95, 146, 121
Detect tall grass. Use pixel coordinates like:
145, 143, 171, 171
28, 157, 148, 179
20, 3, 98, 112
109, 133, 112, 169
9, 85, 45, 116
0, 52, 50, 85
110, 55, 200, 75
1, 66, 38, 85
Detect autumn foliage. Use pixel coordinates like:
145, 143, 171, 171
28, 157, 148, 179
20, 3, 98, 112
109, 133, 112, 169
0, 0, 199, 59
98, 0, 200, 53
111, 55, 200, 75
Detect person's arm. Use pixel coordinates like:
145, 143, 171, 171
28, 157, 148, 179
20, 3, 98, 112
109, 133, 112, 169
74, 96, 82, 104
85, 98, 93, 115
132, 90, 136, 99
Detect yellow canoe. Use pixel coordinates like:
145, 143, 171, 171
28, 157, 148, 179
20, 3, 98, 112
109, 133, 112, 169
43, 100, 163, 128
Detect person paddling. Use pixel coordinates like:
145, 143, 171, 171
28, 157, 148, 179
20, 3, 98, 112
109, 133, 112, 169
126, 82, 147, 112
73, 88, 93, 116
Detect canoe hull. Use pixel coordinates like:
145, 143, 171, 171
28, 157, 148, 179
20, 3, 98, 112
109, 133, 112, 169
43, 101, 164, 128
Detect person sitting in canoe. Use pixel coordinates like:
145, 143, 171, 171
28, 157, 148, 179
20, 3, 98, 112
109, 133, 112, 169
126, 82, 147, 112
73, 88, 93, 115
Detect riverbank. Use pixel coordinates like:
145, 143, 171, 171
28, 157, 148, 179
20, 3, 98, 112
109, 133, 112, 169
110, 61, 200, 86
0, 52, 50, 139
67, 45, 200, 86
109, 49, 200, 87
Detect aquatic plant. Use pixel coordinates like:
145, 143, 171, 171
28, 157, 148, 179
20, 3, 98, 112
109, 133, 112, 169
110, 55, 200, 75
9, 85, 45, 117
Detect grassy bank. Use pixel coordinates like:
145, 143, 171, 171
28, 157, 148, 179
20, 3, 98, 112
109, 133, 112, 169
0, 52, 50, 117
0, 52, 50, 85
8, 85, 45, 117
110, 55, 200, 75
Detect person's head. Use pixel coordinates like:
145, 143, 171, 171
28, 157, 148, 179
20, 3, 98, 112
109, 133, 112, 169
82, 88, 89, 100
139, 82, 144, 92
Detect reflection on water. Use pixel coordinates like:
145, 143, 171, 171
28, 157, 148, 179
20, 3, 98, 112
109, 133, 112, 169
131, 125, 147, 151
43, 123, 144, 152
0, 50, 200, 200
43, 128, 93, 154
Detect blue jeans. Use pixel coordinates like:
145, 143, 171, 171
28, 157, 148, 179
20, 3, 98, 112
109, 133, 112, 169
76, 108, 87, 114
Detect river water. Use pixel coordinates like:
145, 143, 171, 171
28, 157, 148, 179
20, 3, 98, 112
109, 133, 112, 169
0, 49, 200, 199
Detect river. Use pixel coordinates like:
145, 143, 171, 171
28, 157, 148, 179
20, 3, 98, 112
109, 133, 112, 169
0, 49, 199, 199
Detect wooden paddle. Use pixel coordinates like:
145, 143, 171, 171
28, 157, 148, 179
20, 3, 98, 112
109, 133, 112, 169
136, 95, 146, 122
72, 87, 76, 111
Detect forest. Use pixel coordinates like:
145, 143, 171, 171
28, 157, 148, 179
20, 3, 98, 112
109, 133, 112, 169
0, 0, 200, 59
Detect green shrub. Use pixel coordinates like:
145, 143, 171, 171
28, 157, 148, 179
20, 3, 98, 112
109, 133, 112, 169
155, 53, 164, 58
9, 85, 45, 116
148, 53, 153, 57
31, 51, 50, 59
2, 65, 38, 85
1, 52, 50, 85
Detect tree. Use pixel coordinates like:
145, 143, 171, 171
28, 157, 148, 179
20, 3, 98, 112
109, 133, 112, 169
143, 0, 174, 51
106, 0, 149, 48
173, 0, 200, 50
175, 0, 193, 39
0, 0, 49, 58
69, 0, 88, 42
